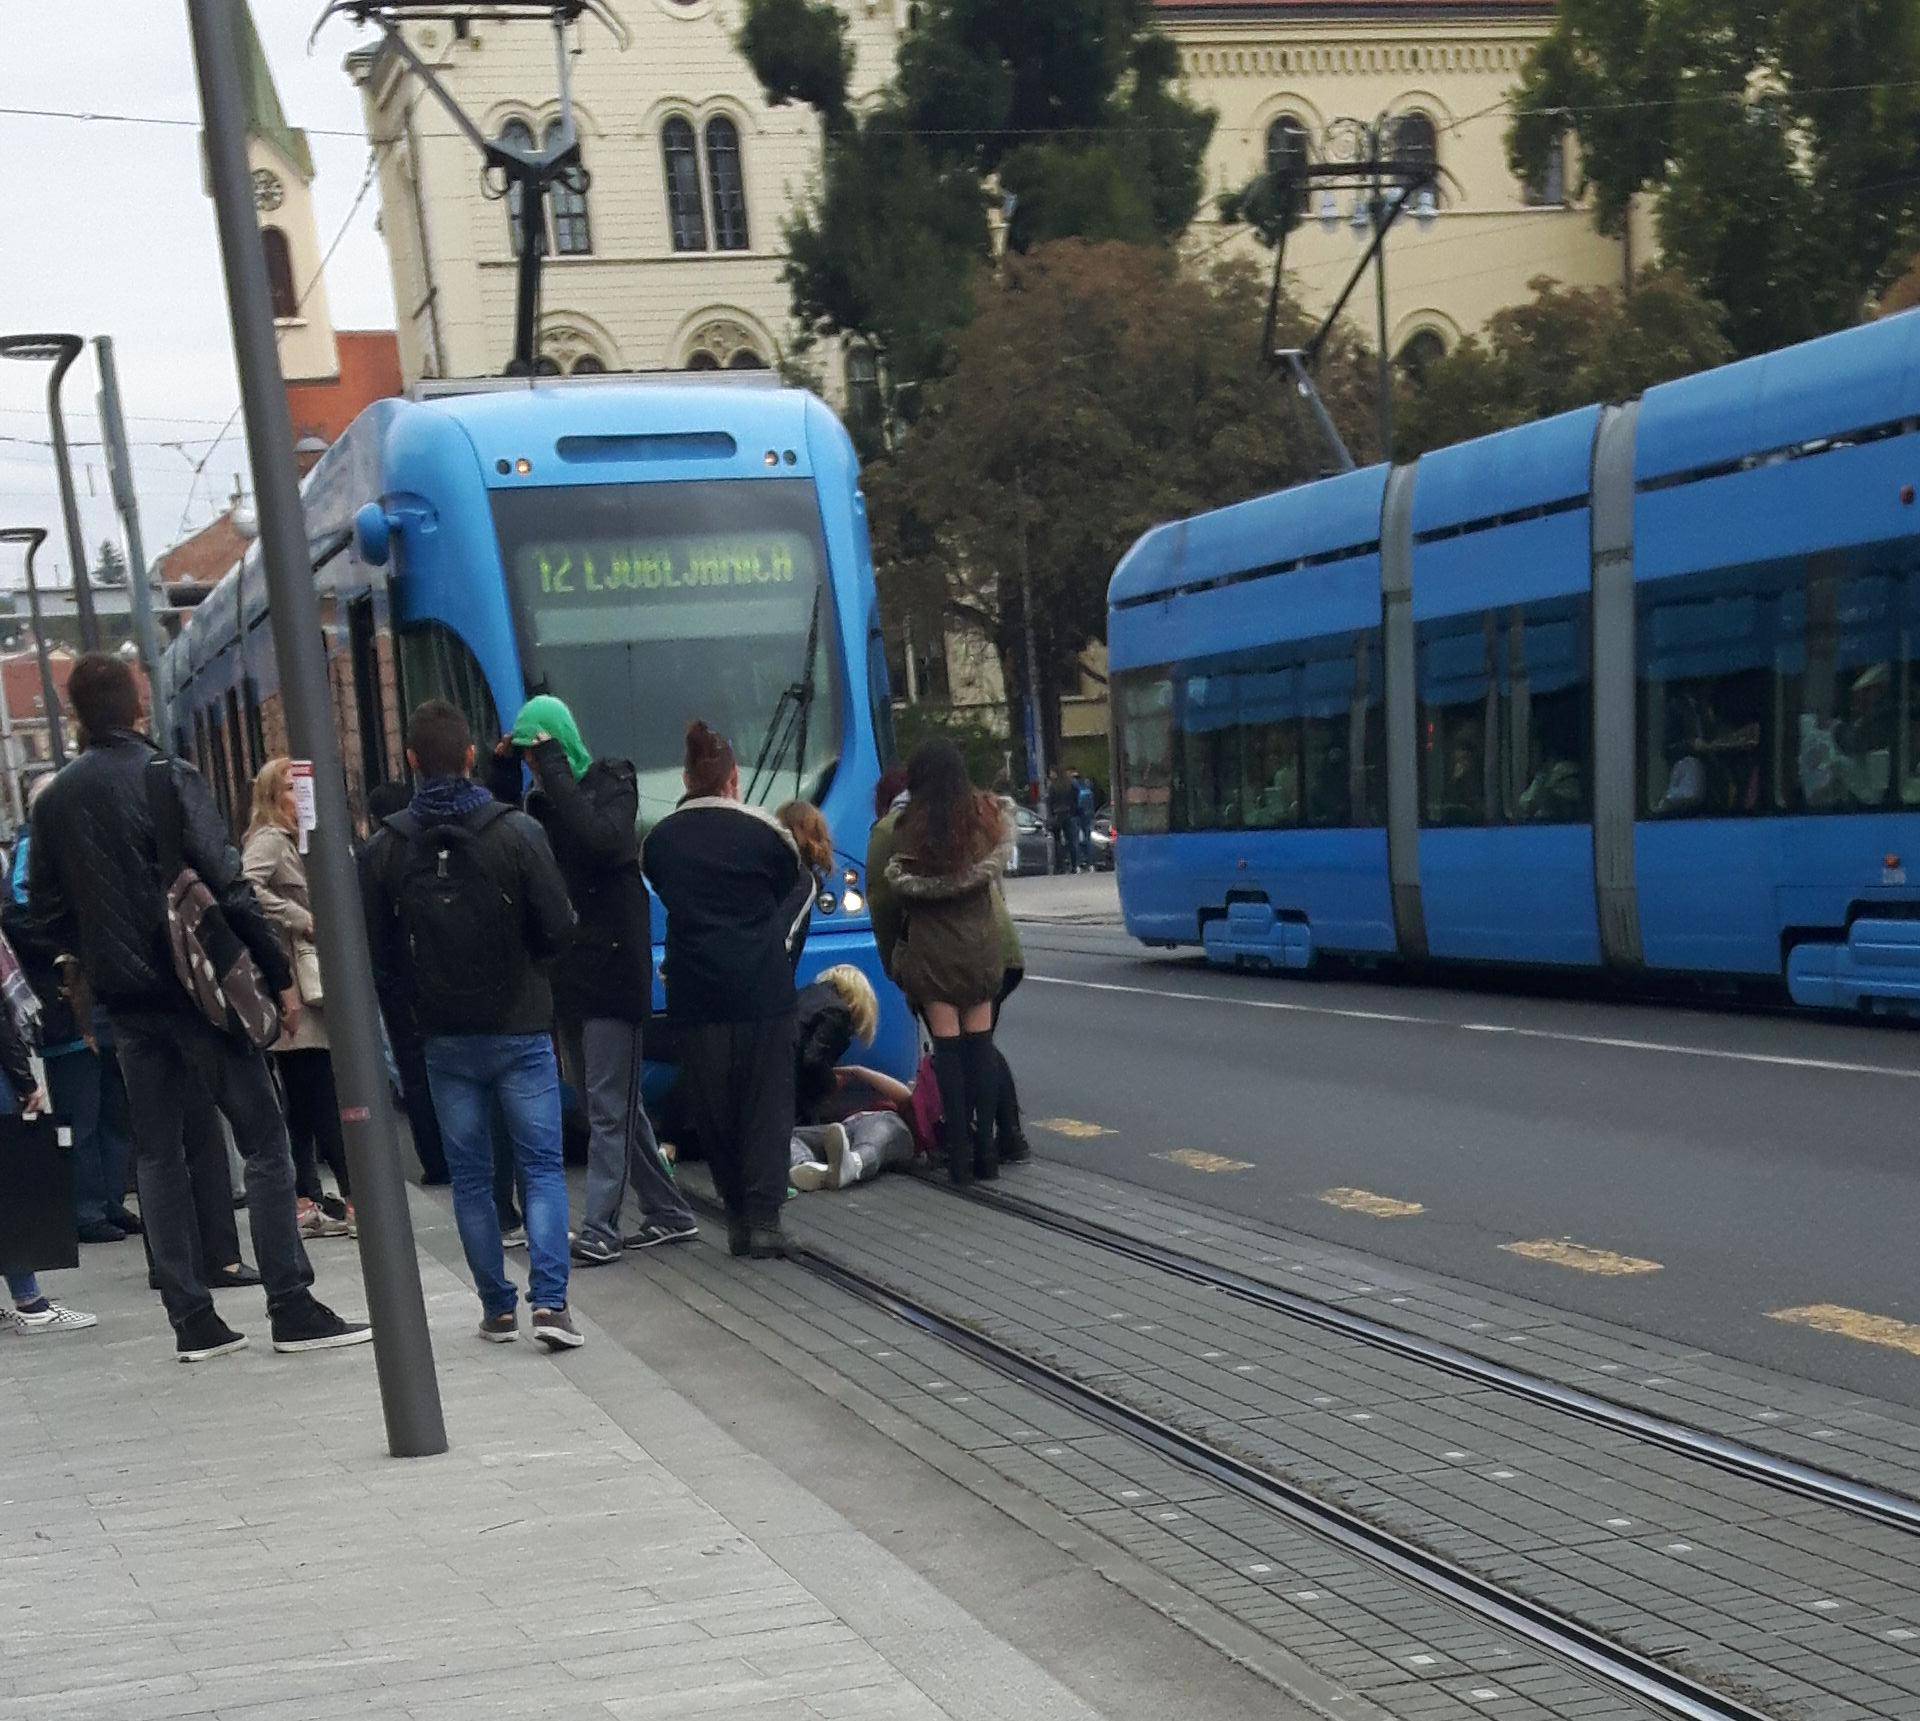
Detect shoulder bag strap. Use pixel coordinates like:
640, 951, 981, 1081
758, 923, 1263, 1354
145, 759, 185, 881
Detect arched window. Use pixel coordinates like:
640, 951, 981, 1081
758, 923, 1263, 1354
663, 117, 708, 252
1265, 116, 1310, 218
498, 118, 537, 256
570, 353, 607, 375
262, 226, 298, 320
686, 350, 721, 371
1392, 111, 1438, 178
727, 349, 767, 370
1397, 328, 1447, 385
544, 119, 593, 254
705, 117, 750, 251
534, 354, 563, 376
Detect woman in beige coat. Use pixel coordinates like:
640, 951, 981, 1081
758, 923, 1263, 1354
242, 758, 351, 1239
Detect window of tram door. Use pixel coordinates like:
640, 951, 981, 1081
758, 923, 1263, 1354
396, 621, 500, 758
1638, 573, 1776, 818
1115, 672, 1173, 834
1502, 597, 1590, 825
1176, 669, 1245, 831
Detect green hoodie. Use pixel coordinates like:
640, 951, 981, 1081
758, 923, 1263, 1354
511, 694, 591, 780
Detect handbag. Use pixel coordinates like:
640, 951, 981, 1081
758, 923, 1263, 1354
293, 938, 324, 1010
0, 1113, 77, 1275
145, 760, 282, 1052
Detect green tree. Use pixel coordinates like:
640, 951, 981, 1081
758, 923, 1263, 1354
870, 240, 1377, 765
1396, 271, 1733, 458
1508, 0, 1920, 356
739, 0, 1215, 429
92, 539, 128, 587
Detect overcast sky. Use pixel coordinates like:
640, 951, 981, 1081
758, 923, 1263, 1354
0, 1, 391, 587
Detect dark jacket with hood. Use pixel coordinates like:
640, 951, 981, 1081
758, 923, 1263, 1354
642, 798, 812, 1026
18, 730, 292, 1016
489, 740, 651, 1023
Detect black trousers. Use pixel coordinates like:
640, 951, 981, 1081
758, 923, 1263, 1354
137, 1080, 241, 1283
679, 1012, 796, 1227
280, 1047, 351, 1201
113, 1009, 313, 1330
389, 1022, 449, 1182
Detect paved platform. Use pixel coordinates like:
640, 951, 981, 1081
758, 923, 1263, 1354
0, 1197, 1162, 1721
999, 874, 1120, 926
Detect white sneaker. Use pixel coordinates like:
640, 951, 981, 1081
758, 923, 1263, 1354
789, 1160, 832, 1192
13, 1300, 97, 1334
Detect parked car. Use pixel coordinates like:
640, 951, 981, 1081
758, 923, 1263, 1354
1006, 803, 1055, 875
1090, 806, 1115, 872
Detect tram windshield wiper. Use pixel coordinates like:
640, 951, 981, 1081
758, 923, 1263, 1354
745, 587, 829, 806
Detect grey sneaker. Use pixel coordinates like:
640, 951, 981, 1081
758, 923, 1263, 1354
501, 1225, 528, 1250
571, 1234, 620, 1267
623, 1219, 698, 1249
478, 1311, 519, 1344
531, 1307, 584, 1351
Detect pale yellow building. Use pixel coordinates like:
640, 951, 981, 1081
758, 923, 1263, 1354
1158, 0, 1635, 366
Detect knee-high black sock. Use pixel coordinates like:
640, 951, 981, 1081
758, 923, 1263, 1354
931, 1037, 972, 1185
961, 1032, 1000, 1176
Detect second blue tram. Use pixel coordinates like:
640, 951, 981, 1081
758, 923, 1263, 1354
157, 375, 917, 1075
1108, 311, 1920, 1013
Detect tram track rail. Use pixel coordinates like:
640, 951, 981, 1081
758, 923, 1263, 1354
778, 1226, 1776, 1721
955, 1183, 1920, 1537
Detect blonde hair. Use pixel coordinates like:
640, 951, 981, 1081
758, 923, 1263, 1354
777, 799, 834, 875
818, 963, 878, 1045
248, 756, 296, 838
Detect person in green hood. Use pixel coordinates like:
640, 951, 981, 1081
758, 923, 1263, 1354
489, 696, 697, 1263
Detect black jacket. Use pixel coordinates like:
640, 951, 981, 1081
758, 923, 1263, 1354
19, 731, 291, 1016
794, 980, 854, 1123
362, 795, 577, 1037
642, 798, 812, 1026
489, 741, 651, 1024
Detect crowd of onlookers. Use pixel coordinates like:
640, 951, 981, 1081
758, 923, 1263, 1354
1, 649, 1031, 1361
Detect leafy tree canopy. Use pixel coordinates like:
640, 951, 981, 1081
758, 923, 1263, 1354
869, 241, 1377, 746
739, 0, 1214, 407
1509, 0, 1920, 355
1396, 271, 1733, 458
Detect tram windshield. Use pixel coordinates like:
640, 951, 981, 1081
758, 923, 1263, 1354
493, 478, 843, 825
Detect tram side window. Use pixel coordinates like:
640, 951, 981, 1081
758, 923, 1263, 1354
396, 621, 500, 762
1115, 672, 1173, 835
1782, 567, 1907, 814
1178, 670, 1244, 831
1420, 616, 1496, 826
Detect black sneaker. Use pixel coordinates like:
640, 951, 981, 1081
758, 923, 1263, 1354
745, 1224, 788, 1260
213, 1262, 263, 1289
999, 1133, 1033, 1165
176, 1309, 247, 1363
270, 1294, 374, 1354
76, 1220, 128, 1244
106, 1205, 144, 1235
571, 1233, 621, 1267
623, 1219, 698, 1250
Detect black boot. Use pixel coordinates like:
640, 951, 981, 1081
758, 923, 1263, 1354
962, 1032, 1000, 1180
931, 1037, 972, 1187
993, 1046, 1030, 1164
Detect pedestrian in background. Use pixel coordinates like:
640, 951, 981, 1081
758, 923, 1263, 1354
643, 721, 813, 1259
20, 652, 367, 1362
0, 981, 94, 1336
883, 740, 1008, 1185
364, 699, 582, 1350
489, 694, 696, 1268
1046, 767, 1077, 875
244, 758, 353, 1240
1072, 770, 1097, 872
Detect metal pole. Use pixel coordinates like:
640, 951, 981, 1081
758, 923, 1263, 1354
187, 0, 447, 1460
1371, 154, 1393, 461
45, 346, 101, 656
20, 547, 67, 770
94, 337, 167, 709
1014, 466, 1046, 796
0, 665, 21, 831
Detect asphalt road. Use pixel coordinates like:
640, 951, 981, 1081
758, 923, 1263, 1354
997, 913, 1920, 1407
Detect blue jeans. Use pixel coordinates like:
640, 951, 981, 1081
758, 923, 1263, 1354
424, 1034, 569, 1319
6, 1273, 41, 1306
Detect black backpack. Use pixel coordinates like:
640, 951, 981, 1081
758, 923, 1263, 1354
383, 803, 526, 1027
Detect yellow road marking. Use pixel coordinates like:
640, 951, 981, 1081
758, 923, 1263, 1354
1501, 1239, 1663, 1277
1033, 1118, 1115, 1140
1320, 1188, 1425, 1219
1155, 1148, 1254, 1174
1770, 1304, 1920, 1358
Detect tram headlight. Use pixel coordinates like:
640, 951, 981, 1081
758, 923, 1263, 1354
840, 867, 865, 916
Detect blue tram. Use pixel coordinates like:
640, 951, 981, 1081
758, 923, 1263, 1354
1107, 313, 1920, 1012
157, 376, 916, 1074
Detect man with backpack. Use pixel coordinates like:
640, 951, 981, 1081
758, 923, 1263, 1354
363, 700, 582, 1350
19, 653, 370, 1362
